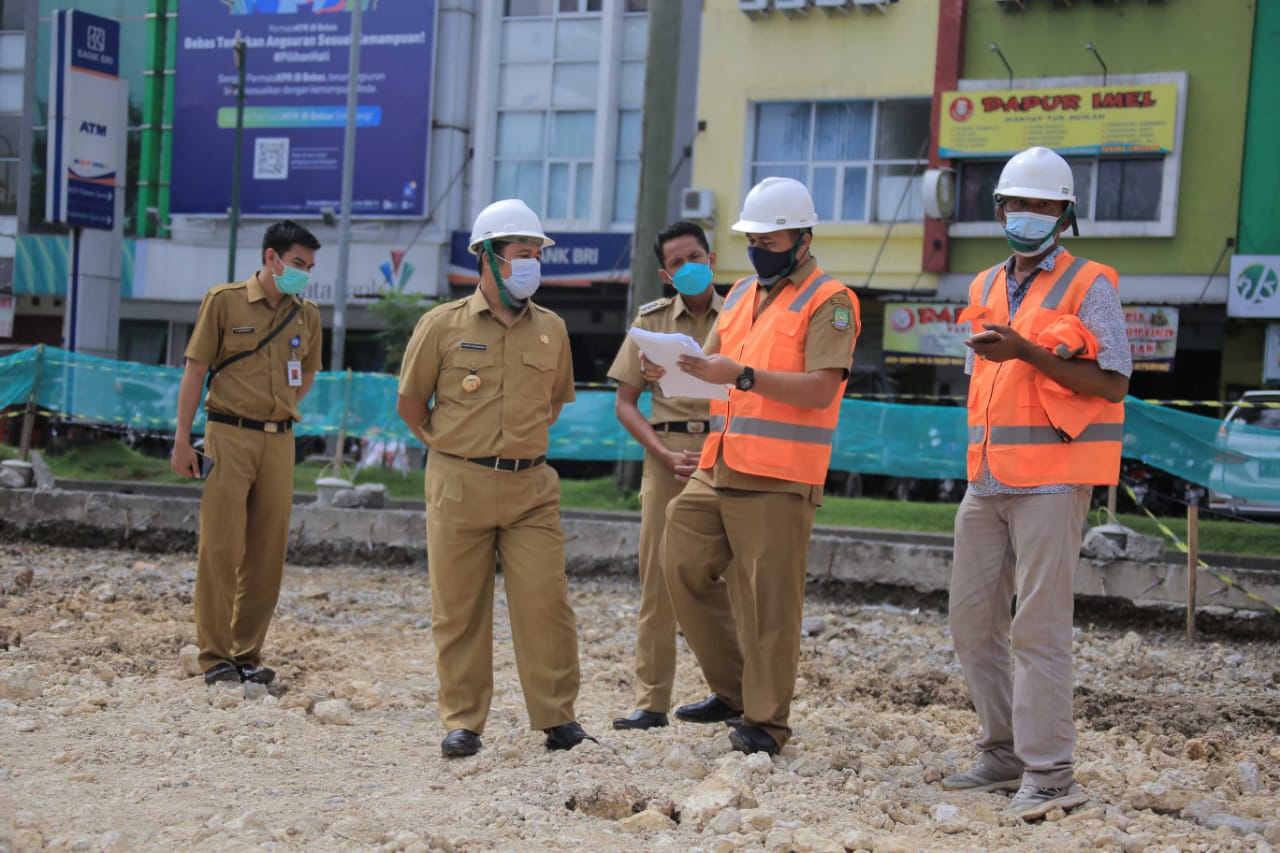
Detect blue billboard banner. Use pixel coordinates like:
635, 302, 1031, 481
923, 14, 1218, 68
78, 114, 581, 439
170, 1, 436, 218
447, 230, 633, 286
46, 11, 127, 230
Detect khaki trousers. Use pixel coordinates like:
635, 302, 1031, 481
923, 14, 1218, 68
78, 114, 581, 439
949, 488, 1090, 788
424, 451, 580, 734
662, 477, 814, 747
194, 421, 295, 672
633, 431, 705, 712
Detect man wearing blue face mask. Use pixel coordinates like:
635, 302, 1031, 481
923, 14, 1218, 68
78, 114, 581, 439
397, 199, 593, 759
606, 220, 724, 732
171, 220, 323, 688
945, 146, 1130, 821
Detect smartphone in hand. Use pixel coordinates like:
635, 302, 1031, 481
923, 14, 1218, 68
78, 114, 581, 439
968, 330, 1002, 344
195, 451, 215, 478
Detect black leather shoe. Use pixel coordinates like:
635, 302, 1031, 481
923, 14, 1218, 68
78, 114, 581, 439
236, 664, 275, 685
612, 709, 669, 730
544, 721, 598, 751
441, 729, 482, 758
729, 724, 779, 756
674, 695, 742, 724
203, 662, 242, 686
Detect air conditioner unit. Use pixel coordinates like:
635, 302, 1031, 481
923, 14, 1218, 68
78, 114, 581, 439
815, 0, 851, 13
852, 0, 896, 11
681, 189, 716, 222
738, 0, 770, 18
775, 0, 810, 16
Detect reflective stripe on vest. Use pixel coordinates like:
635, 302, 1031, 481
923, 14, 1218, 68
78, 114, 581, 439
787, 274, 834, 313
987, 423, 1124, 446
722, 275, 758, 312
1040, 255, 1091, 310
709, 414, 835, 446
979, 265, 1002, 305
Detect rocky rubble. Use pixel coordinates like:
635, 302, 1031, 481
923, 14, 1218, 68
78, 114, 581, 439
0, 544, 1276, 852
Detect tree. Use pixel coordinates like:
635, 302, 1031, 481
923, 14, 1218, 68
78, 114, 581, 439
368, 289, 435, 375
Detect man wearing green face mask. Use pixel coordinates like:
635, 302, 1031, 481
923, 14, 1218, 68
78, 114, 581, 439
606, 220, 724, 732
397, 199, 593, 759
171, 220, 323, 688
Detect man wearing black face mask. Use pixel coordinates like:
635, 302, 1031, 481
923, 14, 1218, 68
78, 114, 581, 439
396, 199, 593, 760
655, 177, 859, 756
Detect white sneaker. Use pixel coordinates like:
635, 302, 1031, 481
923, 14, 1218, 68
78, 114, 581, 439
940, 763, 1023, 793
1001, 782, 1088, 820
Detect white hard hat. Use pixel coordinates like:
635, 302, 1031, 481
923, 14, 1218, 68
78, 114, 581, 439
467, 198, 555, 255
731, 177, 819, 233
994, 147, 1076, 203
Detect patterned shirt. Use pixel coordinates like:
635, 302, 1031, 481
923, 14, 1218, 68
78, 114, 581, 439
965, 246, 1132, 496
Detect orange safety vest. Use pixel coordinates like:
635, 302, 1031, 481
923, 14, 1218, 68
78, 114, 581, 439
702, 268, 856, 485
965, 250, 1125, 487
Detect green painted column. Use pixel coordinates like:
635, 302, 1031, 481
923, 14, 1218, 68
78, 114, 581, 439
1238, 0, 1280, 254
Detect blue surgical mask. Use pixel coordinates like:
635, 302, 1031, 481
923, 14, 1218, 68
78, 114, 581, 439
671, 262, 713, 296
271, 257, 310, 296
747, 234, 803, 286
1004, 209, 1071, 257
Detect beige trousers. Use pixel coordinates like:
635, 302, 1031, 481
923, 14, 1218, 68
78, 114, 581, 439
662, 476, 814, 747
632, 430, 705, 712
949, 487, 1090, 788
194, 421, 295, 672
424, 451, 581, 734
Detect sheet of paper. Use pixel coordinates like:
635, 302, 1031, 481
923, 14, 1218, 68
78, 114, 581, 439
626, 326, 730, 401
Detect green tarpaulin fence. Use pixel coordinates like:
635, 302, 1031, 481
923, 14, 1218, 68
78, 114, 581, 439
1, 346, 1277, 503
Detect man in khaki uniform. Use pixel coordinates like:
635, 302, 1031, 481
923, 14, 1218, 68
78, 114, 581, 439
171, 220, 323, 686
607, 221, 723, 731
653, 178, 858, 756
396, 199, 593, 759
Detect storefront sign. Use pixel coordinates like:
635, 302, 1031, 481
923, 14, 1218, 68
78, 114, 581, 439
46, 11, 128, 229
882, 303, 970, 365
1228, 255, 1280, 319
171, 2, 436, 217
1124, 305, 1178, 372
447, 231, 632, 286
939, 83, 1179, 159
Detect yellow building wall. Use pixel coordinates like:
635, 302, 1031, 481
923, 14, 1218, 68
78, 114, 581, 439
693, 0, 940, 290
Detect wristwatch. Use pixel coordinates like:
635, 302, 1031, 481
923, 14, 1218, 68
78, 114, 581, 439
735, 366, 755, 392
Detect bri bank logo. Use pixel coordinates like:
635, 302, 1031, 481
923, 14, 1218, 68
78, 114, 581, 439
380, 250, 414, 292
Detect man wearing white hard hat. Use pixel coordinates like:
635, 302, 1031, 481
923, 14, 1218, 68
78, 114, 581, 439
945, 147, 1130, 820
396, 199, 594, 758
655, 177, 859, 756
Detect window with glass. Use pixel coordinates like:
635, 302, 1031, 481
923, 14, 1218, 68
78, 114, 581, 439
957, 156, 1164, 223
749, 99, 930, 224
496, 2, 607, 222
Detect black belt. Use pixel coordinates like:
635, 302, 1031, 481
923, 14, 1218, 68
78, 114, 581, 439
208, 411, 294, 433
654, 420, 709, 435
464, 455, 546, 472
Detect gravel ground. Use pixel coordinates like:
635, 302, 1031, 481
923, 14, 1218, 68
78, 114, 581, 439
0, 544, 1278, 853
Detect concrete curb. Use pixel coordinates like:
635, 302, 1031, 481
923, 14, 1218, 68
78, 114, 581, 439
0, 484, 1276, 620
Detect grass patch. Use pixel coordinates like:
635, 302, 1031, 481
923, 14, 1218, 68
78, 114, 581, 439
13, 441, 1280, 557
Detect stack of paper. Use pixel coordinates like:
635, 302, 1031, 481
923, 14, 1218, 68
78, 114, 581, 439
626, 327, 730, 401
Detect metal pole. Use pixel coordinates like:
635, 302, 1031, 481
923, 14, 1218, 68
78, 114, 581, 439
227, 32, 246, 282
331, 0, 363, 373
1185, 503, 1198, 639
627, 0, 681, 315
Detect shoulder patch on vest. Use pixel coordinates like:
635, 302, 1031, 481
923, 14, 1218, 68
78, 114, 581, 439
638, 298, 670, 316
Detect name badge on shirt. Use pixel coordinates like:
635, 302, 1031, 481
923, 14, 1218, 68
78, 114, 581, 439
287, 360, 303, 387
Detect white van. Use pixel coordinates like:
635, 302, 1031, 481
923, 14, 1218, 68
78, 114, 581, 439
1208, 390, 1280, 518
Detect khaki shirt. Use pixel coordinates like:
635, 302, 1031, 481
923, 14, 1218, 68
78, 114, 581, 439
696, 255, 859, 504
185, 274, 322, 422
606, 290, 724, 425
398, 288, 575, 459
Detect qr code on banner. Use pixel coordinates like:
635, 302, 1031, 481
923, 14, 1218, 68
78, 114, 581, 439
254, 137, 290, 181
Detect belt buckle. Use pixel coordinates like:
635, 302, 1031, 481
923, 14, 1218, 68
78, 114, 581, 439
494, 457, 504, 471
264, 422, 279, 434
687, 421, 706, 434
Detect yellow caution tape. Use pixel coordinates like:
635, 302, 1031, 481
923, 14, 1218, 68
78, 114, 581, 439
1117, 482, 1280, 615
